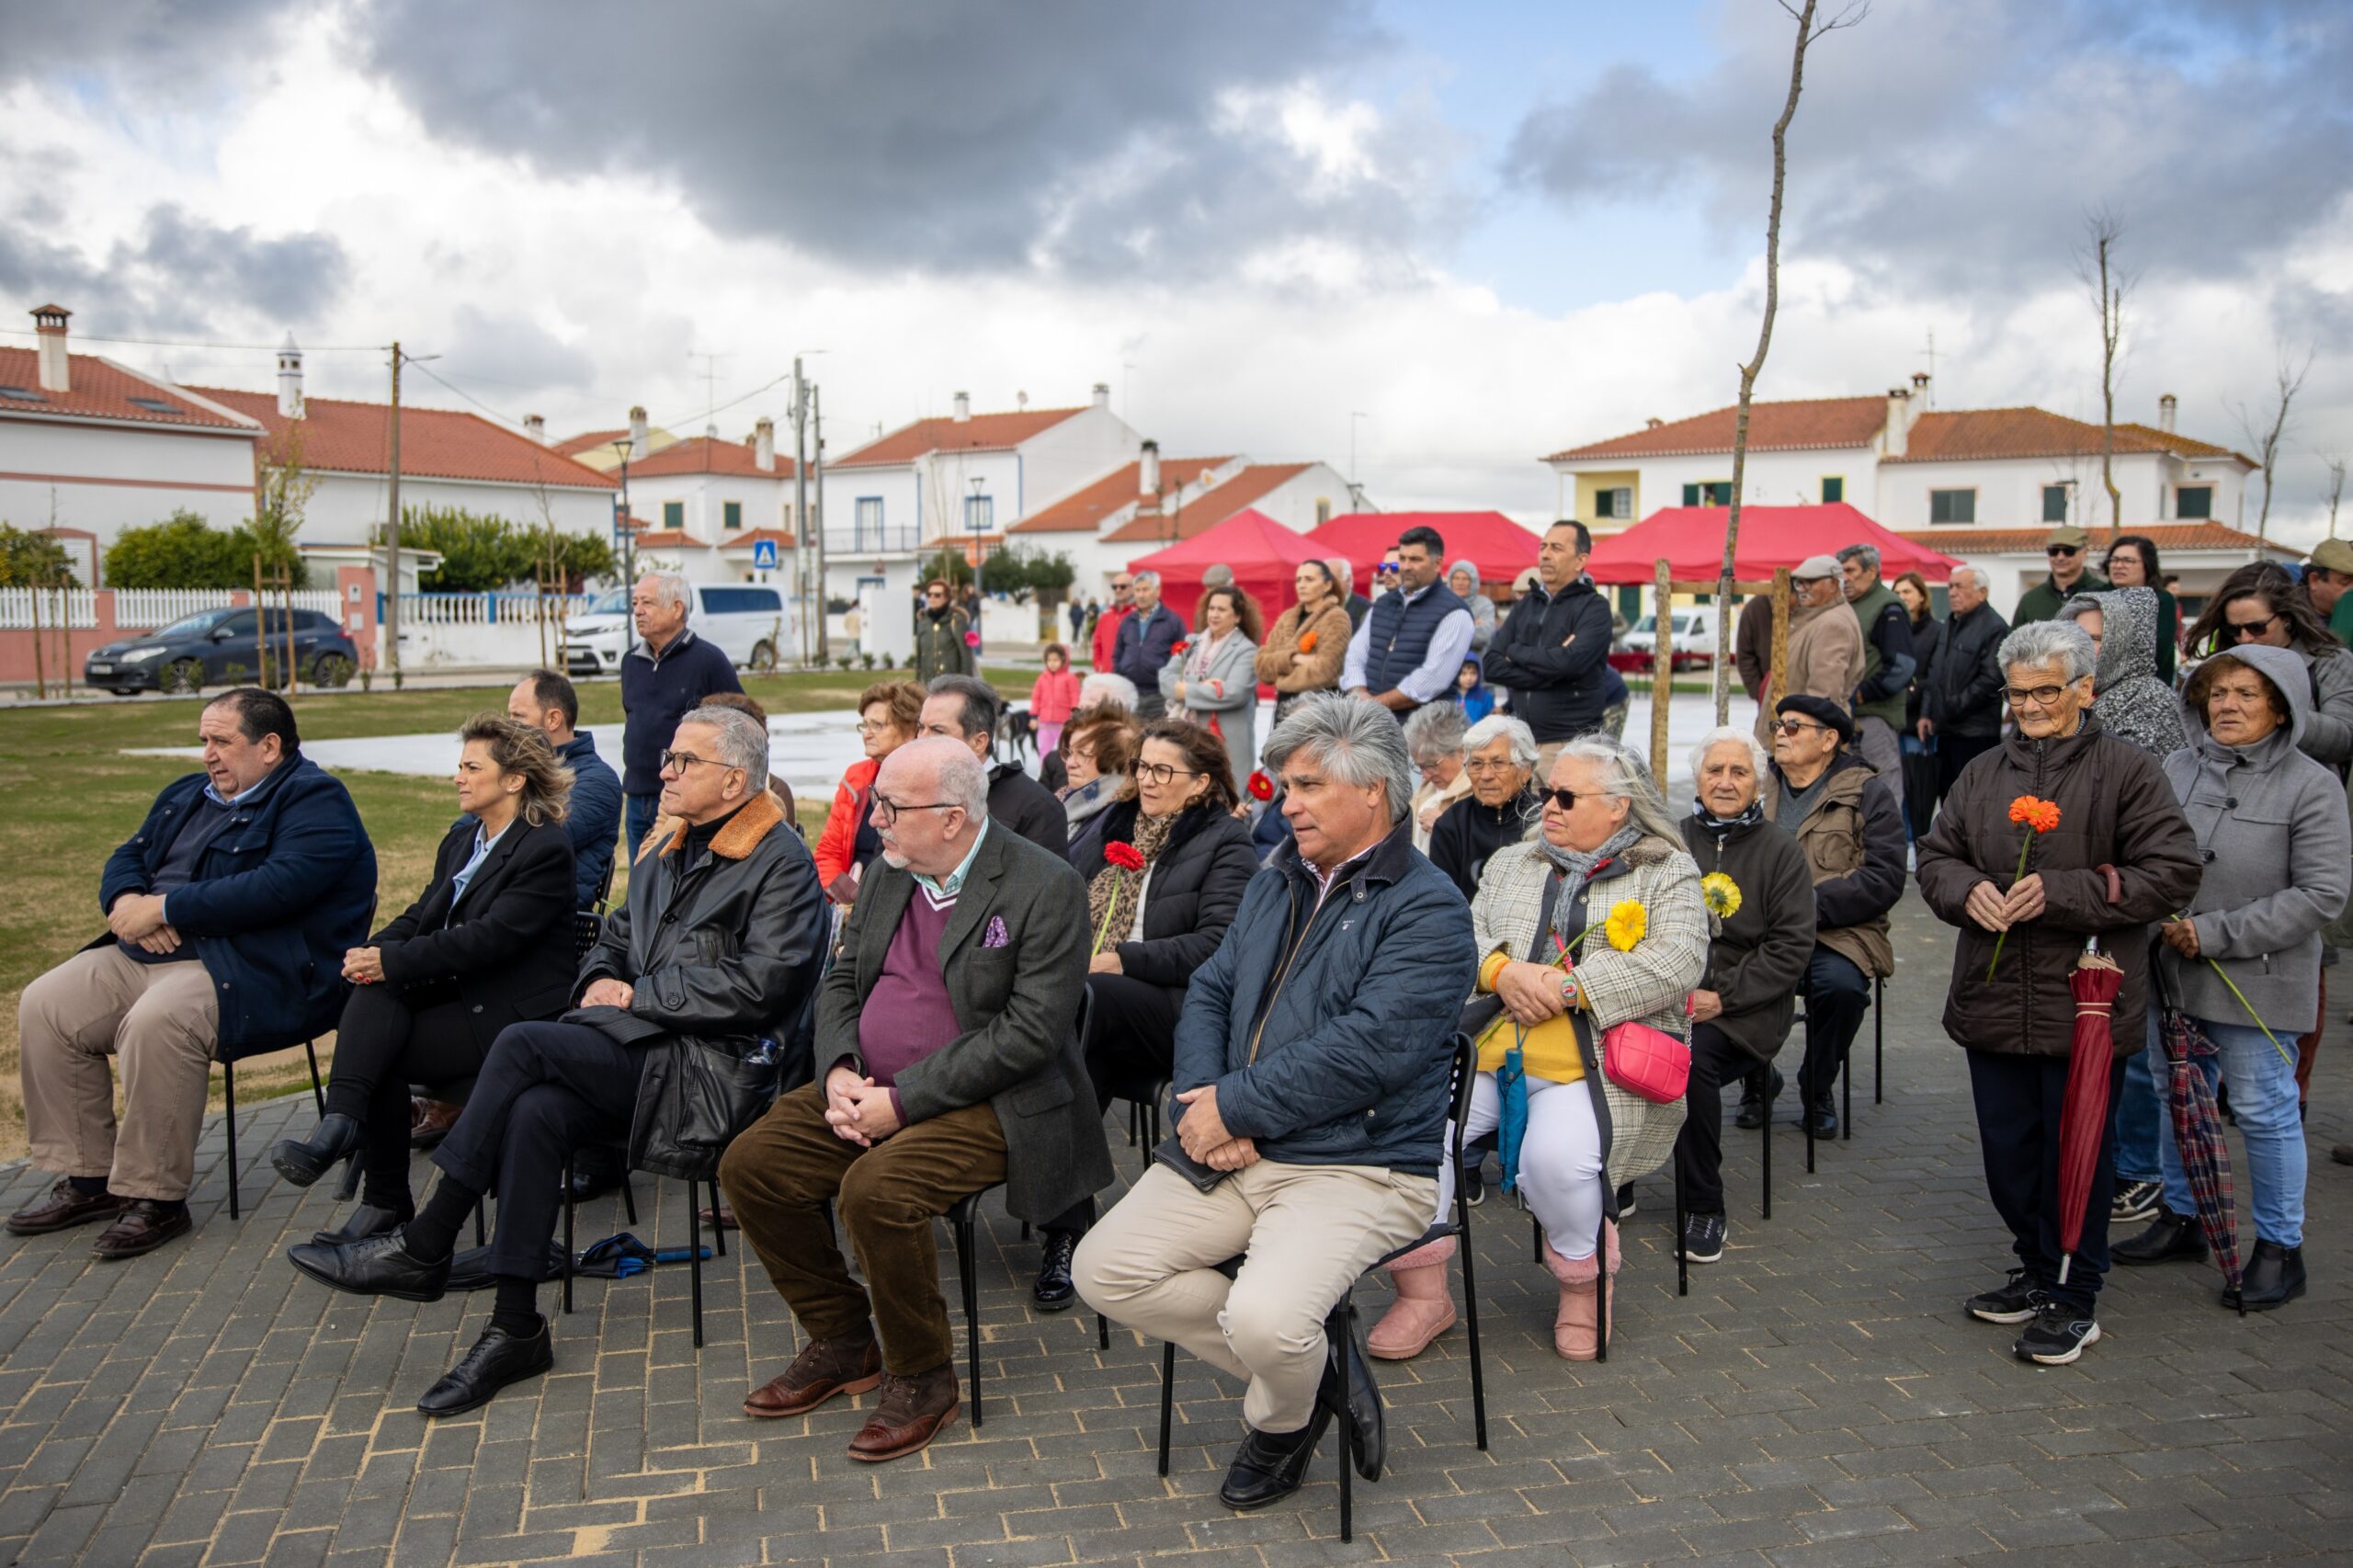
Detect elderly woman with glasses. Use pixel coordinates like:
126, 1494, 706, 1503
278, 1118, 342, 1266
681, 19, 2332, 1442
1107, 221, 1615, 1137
815, 681, 925, 904
1404, 702, 1472, 852
1427, 714, 1547, 902
1372, 738, 1705, 1364
1916, 619, 2200, 1367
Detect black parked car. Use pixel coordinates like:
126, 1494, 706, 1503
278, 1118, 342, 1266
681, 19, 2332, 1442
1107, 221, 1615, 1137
85, 607, 359, 696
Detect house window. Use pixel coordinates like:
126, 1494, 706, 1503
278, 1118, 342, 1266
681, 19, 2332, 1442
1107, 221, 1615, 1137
856, 496, 884, 548
1315, 497, 1332, 526
964, 494, 994, 533
1821, 476, 1844, 505
2042, 484, 2070, 523
2177, 484, 2213, 519
1928, 489, 1976, 525
663, 500, 684, 530
1680, 481, 1731, 506
723, 500, 742, 530
1594, 485, 1635, 519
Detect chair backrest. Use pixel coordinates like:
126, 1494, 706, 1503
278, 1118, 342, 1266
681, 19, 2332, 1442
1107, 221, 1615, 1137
1441, 1031, 1477, 1165
574, 910, 604, 962
594, 857, 617, 914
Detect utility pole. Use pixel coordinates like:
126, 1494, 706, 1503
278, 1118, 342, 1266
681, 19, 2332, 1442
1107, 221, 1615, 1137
812, 381, 827, 662
791, 358, 810, 667
386, 340, 403, 688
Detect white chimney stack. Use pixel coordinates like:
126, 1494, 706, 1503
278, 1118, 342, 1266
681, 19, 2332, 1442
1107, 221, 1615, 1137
524, 413, 546, 444
1884, 387, 1911, 458
1911, 369, 1931, 406
1091, 381, 1111, 411
32, 304, 70, 394
1140, 439, 1160, 497
276, 331, 303, 418
952, 391, 971, 424
755, 415, 776, 472
2159, 392, 2177, 433
628, 404, 649, 460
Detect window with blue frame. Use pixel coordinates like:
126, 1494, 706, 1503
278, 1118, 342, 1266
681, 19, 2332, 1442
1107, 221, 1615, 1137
964, 494, 995, 533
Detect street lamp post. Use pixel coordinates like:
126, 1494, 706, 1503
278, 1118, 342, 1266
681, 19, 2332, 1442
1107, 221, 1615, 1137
969, 476, 985, 653
605, 438, 636, 586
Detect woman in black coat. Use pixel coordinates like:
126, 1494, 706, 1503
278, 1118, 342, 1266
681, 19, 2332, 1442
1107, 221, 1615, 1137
1429, 714, 1545, 901
268, 714, 578, 1241
1032, 716, 1258, 1307
1894, 572, 1945, 840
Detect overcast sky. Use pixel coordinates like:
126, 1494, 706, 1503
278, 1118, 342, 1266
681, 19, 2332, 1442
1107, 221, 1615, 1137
4, 0, 2348, 540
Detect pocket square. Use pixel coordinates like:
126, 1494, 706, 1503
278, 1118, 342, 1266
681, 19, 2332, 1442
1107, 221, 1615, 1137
983, 915, 1010, 949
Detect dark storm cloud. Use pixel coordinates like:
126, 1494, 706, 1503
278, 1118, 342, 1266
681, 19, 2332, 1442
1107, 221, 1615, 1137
350, 0, 1428, 278
0, 201, 347, 336
0, 1, 303, 87
1506, 0, 2353, 296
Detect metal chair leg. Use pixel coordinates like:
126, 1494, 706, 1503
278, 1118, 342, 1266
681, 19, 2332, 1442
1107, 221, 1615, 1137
222, 1063, 239, 1221
1097, 1312, 1108, 1351
1874, 978, 1884, 1105
688, 1185, 705, 1350
1674, 1162, 1688, 1299
1761, 1093, 1773, 1221
473, 1198, 485, 1248
1459, 1176, 1487, 1450
562, 1153, 574, 1315
1337, 1326, 1355, 1544
1843, 1040, 1853, 1142
708, 1177, 726, 1257
303, 1040, 327, 1115
1156, 1340, 1176, 1476
1804, 1096, 1816, 1176
1593, 1205, 1609, 1364
956, 1213, 983, 1426
620, 1174, 639, 1227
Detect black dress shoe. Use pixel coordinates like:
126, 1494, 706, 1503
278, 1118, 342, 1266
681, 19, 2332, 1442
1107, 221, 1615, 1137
309, 1201, 412, 1246
563, 1145, 626, 1204
1031, 1230, 1080, 1312
269, 1114, 365, 1187
1319, 1310, 1384, 1482
2113, 1206, 2208, 1266
1804, 1094, 1837, 1139
1734, 1067, 1782, 1131
416, 1319, 554, 1416
287, 1228, 451, 1303
1218, 1401, 1335, 1511
2224, 1238, 2306, 1312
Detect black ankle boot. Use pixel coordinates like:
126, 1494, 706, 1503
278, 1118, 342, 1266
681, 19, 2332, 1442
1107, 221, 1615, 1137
2224, 1239, 2306, 1312
269, 1113, 365, 1187
2113, 1205, 2208, 1265
1734, 1067, 1781, 1131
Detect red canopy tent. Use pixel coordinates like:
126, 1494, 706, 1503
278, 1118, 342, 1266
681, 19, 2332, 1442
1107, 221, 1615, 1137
1125, 506, 1324, 625
1583, 503, 1961, 585
1306, 511, 1546, 597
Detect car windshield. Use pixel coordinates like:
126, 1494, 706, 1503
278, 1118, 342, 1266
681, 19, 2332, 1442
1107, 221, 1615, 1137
153, 609, 235, 639
584, 588, 630, 615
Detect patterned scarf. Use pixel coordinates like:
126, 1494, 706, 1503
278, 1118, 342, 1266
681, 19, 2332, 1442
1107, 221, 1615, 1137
1540, 823, 1642, 949
1691, 797, 1765, 837
1086, 809, 1181, 950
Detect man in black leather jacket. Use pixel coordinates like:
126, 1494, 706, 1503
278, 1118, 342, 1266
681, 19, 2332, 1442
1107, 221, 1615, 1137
287, 703, 825, 1417
1919, 567, 2011, 797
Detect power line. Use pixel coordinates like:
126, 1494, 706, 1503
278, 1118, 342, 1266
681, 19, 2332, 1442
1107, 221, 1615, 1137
404, 359, 528, 427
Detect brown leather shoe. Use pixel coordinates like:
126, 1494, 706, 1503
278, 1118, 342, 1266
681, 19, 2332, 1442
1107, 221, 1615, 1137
409, 1098, 462, 1150
6, 1178, 127, 1236
698, 1203, 739, 1231
91, 1199, 191, 1260
846, 1363, 960, 1462
744, 1333, 882, 1419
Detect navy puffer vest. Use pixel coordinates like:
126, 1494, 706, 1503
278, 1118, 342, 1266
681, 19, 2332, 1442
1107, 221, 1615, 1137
1362, 581, 1469, 700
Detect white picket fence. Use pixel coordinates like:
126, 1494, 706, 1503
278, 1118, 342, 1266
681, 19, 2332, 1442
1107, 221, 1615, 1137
391, 592, 595, 627
0, 587, 346, 631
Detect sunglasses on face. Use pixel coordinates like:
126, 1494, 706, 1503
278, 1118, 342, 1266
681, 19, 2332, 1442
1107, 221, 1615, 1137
2231, 615, 2279, 640
1544, 787, 1586, 811
2046, 546, 2081, 559
1768, 719, 1827, 736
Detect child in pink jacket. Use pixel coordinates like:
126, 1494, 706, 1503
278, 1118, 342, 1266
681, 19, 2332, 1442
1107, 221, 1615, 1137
1029, 643, 1082, 756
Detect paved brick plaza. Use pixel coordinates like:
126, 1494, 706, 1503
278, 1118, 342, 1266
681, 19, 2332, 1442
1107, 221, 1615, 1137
0, 892, 2348, 1567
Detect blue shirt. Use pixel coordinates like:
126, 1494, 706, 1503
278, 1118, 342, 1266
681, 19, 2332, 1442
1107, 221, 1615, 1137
449, 821, 511, 906
915, 819, 991, 901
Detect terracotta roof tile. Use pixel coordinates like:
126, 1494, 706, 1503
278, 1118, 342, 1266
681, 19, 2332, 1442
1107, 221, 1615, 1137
1893, 523, 2293, 554
551, 426, 628, 459
1545, 396, 1890, 462
718, 528, 796, 549
830, 405, 1087, 468
194, 387, 618, 489
1102, 463, 1312, 545
0, 348, 258, 432
628, 528, 709, 549
622, 434, 797, 480
1009, 457, 1233, 535
1888, 407, 2255, 466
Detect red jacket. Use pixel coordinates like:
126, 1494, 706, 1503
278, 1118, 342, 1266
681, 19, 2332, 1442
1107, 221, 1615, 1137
1091, 602, 1132, 671
1029, 666, 1082, 723
813, 756, 880, 892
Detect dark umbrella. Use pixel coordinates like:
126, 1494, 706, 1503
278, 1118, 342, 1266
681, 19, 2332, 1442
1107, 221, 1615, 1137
2157, 1004, 2245, 1312
2053, 944, 2123, 1287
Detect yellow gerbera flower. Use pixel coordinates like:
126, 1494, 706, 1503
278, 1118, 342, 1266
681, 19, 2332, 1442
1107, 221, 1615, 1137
1603, 899, 1647, 951
1700, 872, 1742, 918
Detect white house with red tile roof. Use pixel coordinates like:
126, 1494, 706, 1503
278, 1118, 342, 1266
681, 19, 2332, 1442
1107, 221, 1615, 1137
589, 422, 807, 586
0, 306, 265, 583
1544, 375, 2268, 612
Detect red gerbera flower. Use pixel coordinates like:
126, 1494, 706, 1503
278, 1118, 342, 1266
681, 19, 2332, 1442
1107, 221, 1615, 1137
1169, 639, 1190, 657
1246, 769, 1275, 801
1103, 841, 1146, 872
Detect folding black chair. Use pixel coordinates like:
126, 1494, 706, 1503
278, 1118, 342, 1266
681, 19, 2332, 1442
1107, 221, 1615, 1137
1156, 1032, 1486, 1542
212, 1046, 328, 1221
943, 1184, 1112, 1427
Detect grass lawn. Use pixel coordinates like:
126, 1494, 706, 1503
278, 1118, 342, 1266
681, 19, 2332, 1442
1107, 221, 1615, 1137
0, 667, 1034, 1163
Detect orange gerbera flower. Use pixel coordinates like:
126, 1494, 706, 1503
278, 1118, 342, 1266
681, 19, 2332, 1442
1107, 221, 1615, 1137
1987, 796, 2063, 980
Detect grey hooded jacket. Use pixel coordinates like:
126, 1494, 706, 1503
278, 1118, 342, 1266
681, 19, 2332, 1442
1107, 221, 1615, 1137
2061, 586, 2188, 757
2160, 642, 2353, 1035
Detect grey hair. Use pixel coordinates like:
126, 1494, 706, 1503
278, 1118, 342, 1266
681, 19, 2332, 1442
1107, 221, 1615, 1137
638, 570, 691, 618
678, 703, 768, 792
926, 673, 999, 741
1264, 692, 1415, 825
1553, 734, 1681, 845
1949, 564, 1988, 591
1077, 672, 1138, 710
1688, 723, 1770, 781
1130, 570, 1160, 590
930, 741, 989, 819
1998, 619, 2097, 684
1462, 714, 1539, 768
1836, 543, 1881, 576
1402, 700, 1468, 765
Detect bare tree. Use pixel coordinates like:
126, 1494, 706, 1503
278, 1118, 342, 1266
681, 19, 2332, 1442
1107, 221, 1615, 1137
2229, 346, 2315, 543
1713, 0, 1869, 724
2325, 454, 2347, 540
2075, 208, 2134, 530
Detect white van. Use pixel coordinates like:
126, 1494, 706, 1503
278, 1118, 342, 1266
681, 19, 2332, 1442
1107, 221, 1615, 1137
1619, 605, 1722, 664
562, 584, 794, 676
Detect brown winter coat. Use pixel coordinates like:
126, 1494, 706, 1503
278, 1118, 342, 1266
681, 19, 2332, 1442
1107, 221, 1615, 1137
1914, 712, 2201, 1059
1753, 593, 1862, 745
1762, 754, 1904, 982
1254, 600, 1352, 693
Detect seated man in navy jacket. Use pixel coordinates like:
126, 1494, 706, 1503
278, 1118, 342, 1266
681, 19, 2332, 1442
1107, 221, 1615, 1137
10, 687, 374, 1258
508, 667, 622, 910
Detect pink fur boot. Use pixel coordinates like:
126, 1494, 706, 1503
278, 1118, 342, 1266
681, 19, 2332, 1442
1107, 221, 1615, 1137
1366, 1236, 1459, 1360
1540, 1223, 1621, 1361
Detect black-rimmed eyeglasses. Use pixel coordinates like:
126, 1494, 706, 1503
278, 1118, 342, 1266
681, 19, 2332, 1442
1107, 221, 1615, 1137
869, 792, 956, 826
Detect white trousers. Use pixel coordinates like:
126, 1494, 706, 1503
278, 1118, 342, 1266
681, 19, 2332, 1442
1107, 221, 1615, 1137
1436, 1070, 1605, 1260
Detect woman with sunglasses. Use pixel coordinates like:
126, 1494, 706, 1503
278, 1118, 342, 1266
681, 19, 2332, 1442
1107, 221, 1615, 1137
1029, 719, 1258, 1312
2185, 562, 2353, 772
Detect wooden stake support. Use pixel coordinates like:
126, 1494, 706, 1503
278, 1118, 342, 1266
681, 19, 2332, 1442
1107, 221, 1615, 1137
1645, 562, 1792, 783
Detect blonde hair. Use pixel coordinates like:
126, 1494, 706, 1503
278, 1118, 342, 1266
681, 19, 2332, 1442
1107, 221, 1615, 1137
459, 713, 573, 827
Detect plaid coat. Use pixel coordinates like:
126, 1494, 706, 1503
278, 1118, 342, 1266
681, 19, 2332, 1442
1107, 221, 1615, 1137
1470, 832, 1708, 1183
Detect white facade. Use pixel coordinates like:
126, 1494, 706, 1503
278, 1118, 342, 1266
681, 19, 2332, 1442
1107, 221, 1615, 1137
0, 412, 260, 574
297, 471, 615, 554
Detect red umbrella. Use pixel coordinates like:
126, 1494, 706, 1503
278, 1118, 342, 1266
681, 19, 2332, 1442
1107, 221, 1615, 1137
2054, 944, 2124, 1286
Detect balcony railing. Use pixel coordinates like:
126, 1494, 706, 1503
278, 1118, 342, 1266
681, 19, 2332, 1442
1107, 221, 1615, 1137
823, 524, 923, 555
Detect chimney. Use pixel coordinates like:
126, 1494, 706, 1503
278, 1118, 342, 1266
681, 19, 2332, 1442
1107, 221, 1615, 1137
1884, 387, 1911, 458
1017, 390, 1029, 411
523, 413, 546, 444
276, 331, 303, 418
1911, 369, 1931, 405
628, 404, 649, 460
1092, 381, 1111, 411
2159, 392, 2177, 433
755, 415, 776, 472
1140, 439, 1160, 496
1644, 416, 1663, 429
31, 304, 70, 394
952, 391, 971, 424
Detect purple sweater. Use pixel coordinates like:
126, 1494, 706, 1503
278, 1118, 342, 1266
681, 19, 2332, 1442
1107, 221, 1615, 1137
856, 885, 964, 1119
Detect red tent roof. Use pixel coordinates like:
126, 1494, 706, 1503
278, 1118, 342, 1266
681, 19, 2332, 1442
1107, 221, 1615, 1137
1126, 507, 1324, 625
1305, 511, 1545, 597
1583, 503, 1961, 585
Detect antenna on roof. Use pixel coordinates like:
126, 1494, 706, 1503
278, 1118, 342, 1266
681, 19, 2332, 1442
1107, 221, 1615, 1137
1918, 329, 1939, 406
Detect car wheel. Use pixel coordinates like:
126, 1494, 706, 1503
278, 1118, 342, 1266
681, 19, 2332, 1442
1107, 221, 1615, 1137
311, 653, 356, 688
109, 687, 139, 698
749, 639, 778, 674
163, 659, 203, 695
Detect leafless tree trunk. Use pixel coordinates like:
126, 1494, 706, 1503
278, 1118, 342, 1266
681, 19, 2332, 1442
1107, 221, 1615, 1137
2325, 455, 2347, 540
2231, 346, 2314, 543
2075, 208, 2133, 531
1714, 0, 1868, 724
